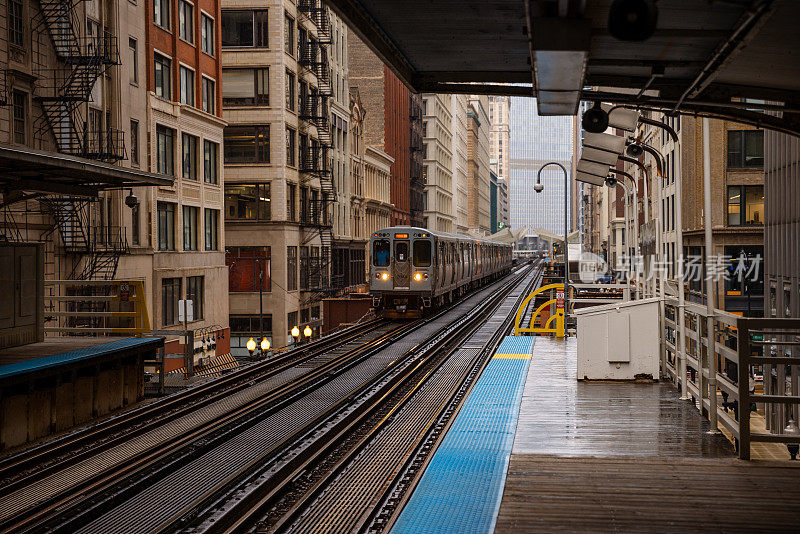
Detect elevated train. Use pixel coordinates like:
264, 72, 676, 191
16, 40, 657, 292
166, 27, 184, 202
369, 226, 513, 318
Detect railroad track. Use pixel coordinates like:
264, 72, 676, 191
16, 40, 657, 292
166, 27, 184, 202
182, 263, 542, 534
0, 264, 538, 534
0, 319, 415, 533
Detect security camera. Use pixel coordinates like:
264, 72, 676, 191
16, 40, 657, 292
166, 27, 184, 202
605, 175, 618, 187
625, 143, 644, 158
582, 101, 609, 133
608, 0, 658, 42
534, 183, 544, 193
125, 192, 139, 209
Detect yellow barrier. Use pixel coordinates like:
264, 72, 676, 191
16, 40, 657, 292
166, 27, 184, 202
514, 283, 565, 338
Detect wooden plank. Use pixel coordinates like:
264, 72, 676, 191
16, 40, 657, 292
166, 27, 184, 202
496, 455, 800, 533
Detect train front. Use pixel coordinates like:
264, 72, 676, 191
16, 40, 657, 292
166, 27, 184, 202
369, 228, 434, 318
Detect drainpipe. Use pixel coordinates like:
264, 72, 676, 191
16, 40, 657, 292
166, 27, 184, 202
703, 117, 720, 433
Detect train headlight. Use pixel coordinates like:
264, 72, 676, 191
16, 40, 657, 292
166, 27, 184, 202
380, 272, 389, 281
414, 272, 422, 282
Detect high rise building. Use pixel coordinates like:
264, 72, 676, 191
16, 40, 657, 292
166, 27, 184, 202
421, 94, 455, 232
509, 97, 574, 237
489, 95, 511, 187
467, 96, 491, 235
451, 95, 470, 233
0, 0, 229, 359
348, 37, 422, 227
222, 0, 338, 351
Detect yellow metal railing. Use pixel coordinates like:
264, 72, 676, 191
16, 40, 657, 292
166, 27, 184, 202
45, 279, 151, 335
514, 283, 565, 338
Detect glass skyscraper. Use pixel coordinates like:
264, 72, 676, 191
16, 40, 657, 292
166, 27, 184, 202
509, 97, 574, 236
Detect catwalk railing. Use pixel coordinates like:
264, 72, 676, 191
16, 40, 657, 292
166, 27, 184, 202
662, 297, 800, 460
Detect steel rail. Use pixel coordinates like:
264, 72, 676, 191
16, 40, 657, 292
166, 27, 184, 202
0, 321, 419, 533
237, 265, 541, 534
0, 317, 388, 486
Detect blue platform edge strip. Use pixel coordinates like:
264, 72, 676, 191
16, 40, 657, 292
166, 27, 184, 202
391, 336, 535, 534
0, 337, 163, 380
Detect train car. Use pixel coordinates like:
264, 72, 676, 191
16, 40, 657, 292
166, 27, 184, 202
369, 226, 513, 318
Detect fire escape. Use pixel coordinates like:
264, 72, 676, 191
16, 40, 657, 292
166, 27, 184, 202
29, 0, 128, 281
409, 94, 425, 226
298, 0, 337, 301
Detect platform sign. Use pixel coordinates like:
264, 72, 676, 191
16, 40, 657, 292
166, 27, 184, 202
556, 290, 564, 311
119, 283, 130, 301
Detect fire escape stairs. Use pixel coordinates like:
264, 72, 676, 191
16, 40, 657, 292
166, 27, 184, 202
32, 0, 123, 161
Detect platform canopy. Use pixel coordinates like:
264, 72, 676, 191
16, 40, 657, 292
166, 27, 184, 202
330, 0, 800, 135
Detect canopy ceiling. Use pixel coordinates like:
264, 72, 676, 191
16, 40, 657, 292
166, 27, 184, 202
330, 0, 800, 135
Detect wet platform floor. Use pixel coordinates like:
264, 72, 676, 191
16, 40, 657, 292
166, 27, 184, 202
495, 337, 800, 533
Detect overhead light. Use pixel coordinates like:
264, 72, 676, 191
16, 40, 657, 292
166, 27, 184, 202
530, 18, 591, 116
576, 171, 606, 186
602, 104, 640, 132
582, 101, 609, 133
577, 159, 610, 178
608, 0, 659, 42
584, 132, 627, 154
581, 147, 620, 166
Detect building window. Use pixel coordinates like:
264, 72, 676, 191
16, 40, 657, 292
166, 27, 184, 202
129, 37, 138, 84
201, 13, 214, 55
179, 0, 194, 43
224, 184, 271, 220
9, 0, 24, 47
299, 246, 309, 290
130, 119, 139, 165
286, 246, 298, 291
285, 70, 295, 111
223, 125, 269, 163
221, 10, 268, 48
204, 140, 218, 184
204, 208, 218, 250
727, 185, 764, 226
182, 133, 198, 180
156, 125, 175, 175
284, 14, 294, 55
131, 203, 140, 246
287, 183, 296, 222
226, 247, 271, 292
180, 66, 195, 106
154, 53, 172, 99
161, 278, 181, 326
286, 127, 296, 166
230, 316, 272, 349
154, 0, 170, 30
157, 202, 176, 251
187, 275, 204, 320
727, 130, 764, 168
201, 77, 215, 114
222, 68, 268, 106
12, 90, 26, 145
183, 205, 199, 250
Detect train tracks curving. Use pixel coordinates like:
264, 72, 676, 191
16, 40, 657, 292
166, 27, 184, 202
0, 263, 541, 534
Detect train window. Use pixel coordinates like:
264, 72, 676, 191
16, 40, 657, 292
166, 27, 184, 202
413, 240, 431, 267
395, 241, 409, 262
373, 239, 390, 266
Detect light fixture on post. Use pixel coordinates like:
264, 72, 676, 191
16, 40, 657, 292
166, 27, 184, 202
246, 337, 256, 359
124, 188, 139, 209
260, 337, 270, 356
528, 17, 591, 116
626, 142, 645, 158
303, 325, 312, 341
785, 419, 799, 460
291, 326, 300, 347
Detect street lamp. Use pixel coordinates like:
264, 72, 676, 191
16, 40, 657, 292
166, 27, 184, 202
535, 162, 570, 326
784, 419, 799, 460
260, 336, 270, 356
304, 325, 313, 341
291, 326, 300, 347
246, 337, 256, 359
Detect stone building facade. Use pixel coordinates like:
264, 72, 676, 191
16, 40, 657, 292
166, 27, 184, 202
466, 96, 491, 235
421, 94, 455, 232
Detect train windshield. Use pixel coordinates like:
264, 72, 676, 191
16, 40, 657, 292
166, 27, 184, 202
395, 241, 409, 262
413, 240, 431, 267
373, 239, 390, 266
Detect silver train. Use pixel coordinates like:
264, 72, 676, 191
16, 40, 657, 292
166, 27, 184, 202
369, 226, 513, 318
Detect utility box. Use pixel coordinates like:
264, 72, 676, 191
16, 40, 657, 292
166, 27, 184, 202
574, 297, 660, 380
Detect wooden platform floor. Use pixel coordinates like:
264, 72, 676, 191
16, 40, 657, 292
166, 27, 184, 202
496, 337, 800, 532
